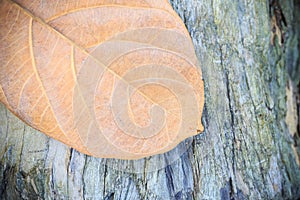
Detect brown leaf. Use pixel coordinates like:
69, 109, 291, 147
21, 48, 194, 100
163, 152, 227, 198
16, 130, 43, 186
0, 0, 204, 159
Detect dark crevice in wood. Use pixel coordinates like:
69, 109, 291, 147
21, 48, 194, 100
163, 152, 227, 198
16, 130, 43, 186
0, 166, 8, 198
82, 156, 88, 200
165, 165, 175, 197
223, 62, 237, 190
18, 125, 25, 171
0, 165, 19, 200
50, 166, 55, 199
66, 148, 73, 199
104, 192, 115, 200
103, 159, 108, 197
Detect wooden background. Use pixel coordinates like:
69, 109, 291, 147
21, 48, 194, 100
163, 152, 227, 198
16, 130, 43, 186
0, 0, 299, 199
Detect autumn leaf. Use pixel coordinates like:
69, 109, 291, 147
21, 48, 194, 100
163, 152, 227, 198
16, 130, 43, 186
0, 0, 204, 159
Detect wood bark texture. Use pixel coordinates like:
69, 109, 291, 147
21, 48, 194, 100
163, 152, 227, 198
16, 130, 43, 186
0, 0, 300, 199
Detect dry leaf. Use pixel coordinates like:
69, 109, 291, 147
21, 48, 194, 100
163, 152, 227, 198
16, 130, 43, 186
0, 0, 204, 159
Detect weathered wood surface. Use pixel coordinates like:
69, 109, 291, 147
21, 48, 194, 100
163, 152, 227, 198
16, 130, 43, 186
1, 0, 299, 199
